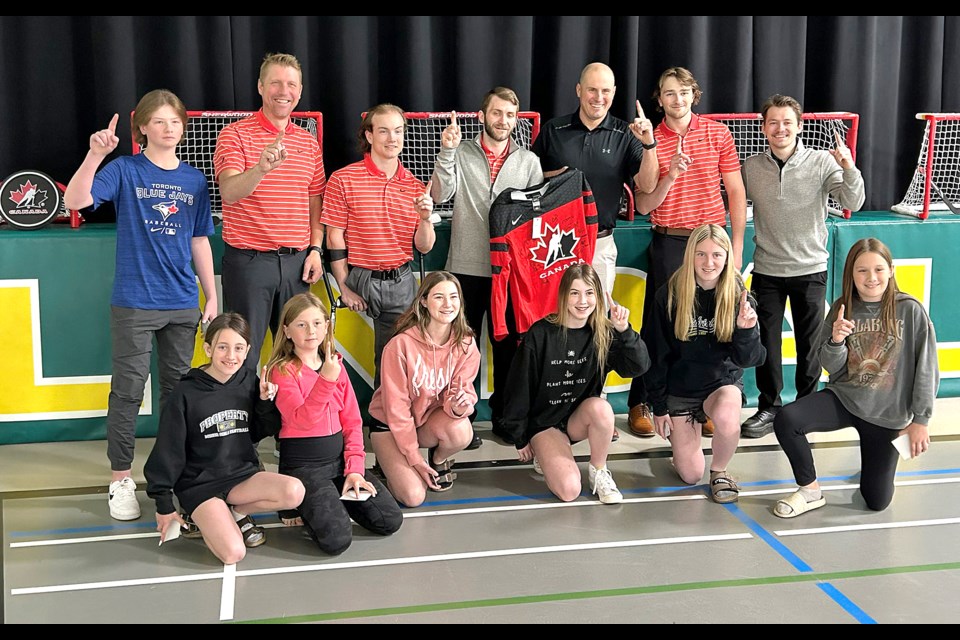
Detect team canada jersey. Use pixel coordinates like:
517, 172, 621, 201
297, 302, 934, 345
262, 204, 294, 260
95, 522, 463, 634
489, 169, 598, 340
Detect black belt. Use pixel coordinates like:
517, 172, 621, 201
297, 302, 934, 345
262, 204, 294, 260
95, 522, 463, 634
652, 225, 694, 237
596, 229, 613, 238
257, 246, 300, 255
368, 264, 411, 281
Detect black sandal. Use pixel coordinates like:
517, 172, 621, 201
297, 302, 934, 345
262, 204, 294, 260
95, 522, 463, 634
428, 446, 457, 492
180, 512, 203, 539
236, 514, 266, 547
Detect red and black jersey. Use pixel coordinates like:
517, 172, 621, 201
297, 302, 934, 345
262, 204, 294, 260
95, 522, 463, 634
489, 169, 598, 340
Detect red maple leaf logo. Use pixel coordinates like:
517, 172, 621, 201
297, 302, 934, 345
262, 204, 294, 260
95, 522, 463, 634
11, 180, 38, 206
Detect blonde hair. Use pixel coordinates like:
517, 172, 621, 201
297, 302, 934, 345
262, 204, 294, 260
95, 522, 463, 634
264, 292, 333, 381
393, 271, 474, 354
547, 264, 614, 373
259, 52, 302, 85
667, 224, 744, 342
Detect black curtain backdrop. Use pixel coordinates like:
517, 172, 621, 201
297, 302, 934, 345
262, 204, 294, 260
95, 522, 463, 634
2, 15, 958, 219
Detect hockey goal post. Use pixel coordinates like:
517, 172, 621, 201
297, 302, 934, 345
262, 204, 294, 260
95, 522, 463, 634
130, 110, 323, 219
891, 113, 960, 220
392, 111, 540, 217
702, 111, 860, 218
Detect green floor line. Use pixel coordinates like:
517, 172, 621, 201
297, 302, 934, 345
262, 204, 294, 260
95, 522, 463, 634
235, 560, 960, 623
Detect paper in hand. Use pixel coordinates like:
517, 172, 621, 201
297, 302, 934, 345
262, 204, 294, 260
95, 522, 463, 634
891, 433, 913, 460
339, 489, 372, 502
159, 520, 182, 546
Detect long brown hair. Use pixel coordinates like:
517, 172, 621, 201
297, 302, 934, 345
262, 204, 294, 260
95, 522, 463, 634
667, 224, 744, 342
393, 271, 474, 353
832, 237, 901, 335
264, 292, 334, 380
547, 264, 614, 373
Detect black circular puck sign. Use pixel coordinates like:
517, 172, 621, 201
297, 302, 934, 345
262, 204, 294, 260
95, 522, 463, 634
0, 170, 62, 229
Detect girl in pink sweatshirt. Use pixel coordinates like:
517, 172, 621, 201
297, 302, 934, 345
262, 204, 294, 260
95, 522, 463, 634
368, 271, 481, 507
266, 293, 402, 555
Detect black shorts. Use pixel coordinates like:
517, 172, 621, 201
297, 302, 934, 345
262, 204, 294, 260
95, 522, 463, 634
368, 418, 390, 433
664, 395, 709, 425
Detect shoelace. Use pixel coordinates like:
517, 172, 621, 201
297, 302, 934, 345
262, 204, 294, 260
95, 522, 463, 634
593, 468, 618, 493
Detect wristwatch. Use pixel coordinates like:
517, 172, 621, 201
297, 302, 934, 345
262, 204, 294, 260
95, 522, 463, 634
642, 139, 658, 150
307, 245, 323, 257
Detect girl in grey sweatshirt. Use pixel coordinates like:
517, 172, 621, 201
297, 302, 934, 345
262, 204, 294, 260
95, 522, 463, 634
772, 238, 939, 518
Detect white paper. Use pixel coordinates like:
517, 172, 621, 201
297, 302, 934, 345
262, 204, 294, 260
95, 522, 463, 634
339, 489, 372, 502
159, 520, 182, 546
892, 433, 914, 460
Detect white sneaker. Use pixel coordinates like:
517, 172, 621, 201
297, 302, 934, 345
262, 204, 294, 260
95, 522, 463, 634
589, 465, 623, 504
108, 477, 141, 521
532, 457, 543, 475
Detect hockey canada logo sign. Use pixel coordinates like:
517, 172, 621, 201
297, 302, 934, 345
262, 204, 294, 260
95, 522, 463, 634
530, 223, 582, 276
0, 171, 62, 229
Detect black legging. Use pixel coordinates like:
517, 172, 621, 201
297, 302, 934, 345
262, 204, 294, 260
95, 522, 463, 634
774, 389, 902, 512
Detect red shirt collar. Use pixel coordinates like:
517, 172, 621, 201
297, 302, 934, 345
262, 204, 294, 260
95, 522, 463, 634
254, 109, 296, 135
659, 112, 702, 137
479, 136, 510, 161
362, 152, 411, 180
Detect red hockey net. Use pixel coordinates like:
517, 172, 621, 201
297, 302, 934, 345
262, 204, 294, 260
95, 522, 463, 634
702, 111, 860, 218
891, 113, 960, 220
131, 111, 323, 219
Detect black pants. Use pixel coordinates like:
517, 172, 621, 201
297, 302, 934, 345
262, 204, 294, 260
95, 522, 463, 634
280, 451, 403, 556
752, 271, 827, 411
774, 390, 901, 511
455, 273, 520, 424
221, 244, 309, 372
628, 233, 688, 407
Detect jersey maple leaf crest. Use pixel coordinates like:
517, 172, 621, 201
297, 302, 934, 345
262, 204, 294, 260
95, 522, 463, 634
529, 223, 580, 269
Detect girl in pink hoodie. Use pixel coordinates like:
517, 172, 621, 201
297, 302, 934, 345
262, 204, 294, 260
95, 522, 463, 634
368, 271, 481, 507
266, 293, 402, 555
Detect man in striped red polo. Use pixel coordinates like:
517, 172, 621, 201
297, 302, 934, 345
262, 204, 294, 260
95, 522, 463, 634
214, 52, 326, 372
322, 104, 436, 388
627, 67, 748, 437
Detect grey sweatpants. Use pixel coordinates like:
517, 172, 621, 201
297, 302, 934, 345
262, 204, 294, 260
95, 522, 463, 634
107, 305, 200, 471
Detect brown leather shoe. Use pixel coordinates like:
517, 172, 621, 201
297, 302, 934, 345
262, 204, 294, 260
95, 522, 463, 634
628, 404, 655, 437
702, 418, 715, 438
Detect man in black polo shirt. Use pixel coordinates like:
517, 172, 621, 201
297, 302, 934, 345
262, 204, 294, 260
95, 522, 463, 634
532, 61, 659, 297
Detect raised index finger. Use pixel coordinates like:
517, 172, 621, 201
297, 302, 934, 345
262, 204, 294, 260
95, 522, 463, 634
424, 179, 433, 196
837, 303, 845, 319
107, 113, 119, 133
274, 130, 285, 146
450, 110, 458, 127
636, 99, 645, 120
605, 290, 617, 311
740, 289, 749, 310
834, 130, 844, 148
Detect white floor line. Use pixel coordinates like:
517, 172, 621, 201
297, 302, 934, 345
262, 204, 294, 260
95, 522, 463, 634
776, 516, 960, 537
405, 493, 706, 518
10, 532, 159, 548
10, 532, 751, 596
220, 563, 236, 621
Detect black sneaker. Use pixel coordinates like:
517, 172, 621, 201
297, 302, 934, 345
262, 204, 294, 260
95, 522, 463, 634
466, 432, 483, 450
741, 409, 778, 438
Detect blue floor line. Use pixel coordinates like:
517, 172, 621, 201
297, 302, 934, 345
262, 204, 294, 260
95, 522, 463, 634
817, 582, 878, 624
8, 466, 960, 537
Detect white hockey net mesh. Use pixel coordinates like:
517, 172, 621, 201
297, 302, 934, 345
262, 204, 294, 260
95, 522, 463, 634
398, 111, 540, 217
131, 111, 322, 219
703, 112, 859, 217
891, 114, 960, 219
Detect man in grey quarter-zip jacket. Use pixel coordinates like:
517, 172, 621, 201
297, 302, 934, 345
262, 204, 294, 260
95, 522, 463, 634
430, 87, 543, 446
740, 94, 864, 438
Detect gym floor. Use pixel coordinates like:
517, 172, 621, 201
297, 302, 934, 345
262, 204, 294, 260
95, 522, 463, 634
4, 402, 960, 624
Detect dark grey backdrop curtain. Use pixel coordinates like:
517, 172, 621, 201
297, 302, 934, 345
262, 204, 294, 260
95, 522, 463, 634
2, 16, 958, 218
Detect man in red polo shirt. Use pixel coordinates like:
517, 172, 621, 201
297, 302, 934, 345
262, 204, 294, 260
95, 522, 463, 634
322, 104, 436, 388
214, 52, 326, 372
627, 66, 748, 437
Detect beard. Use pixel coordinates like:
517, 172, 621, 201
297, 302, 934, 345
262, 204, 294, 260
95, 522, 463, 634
484, 120, 512, 142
